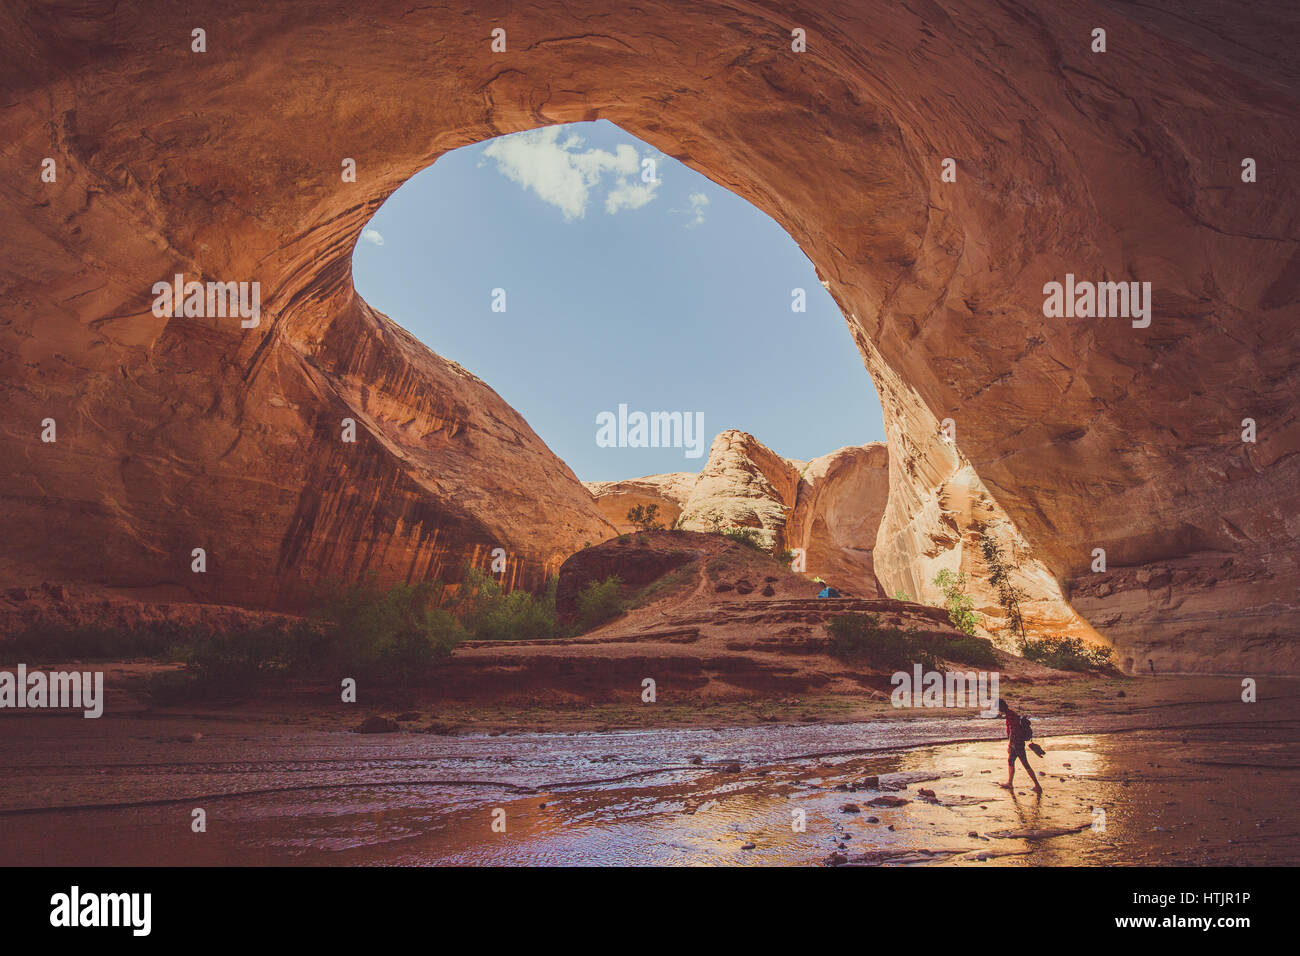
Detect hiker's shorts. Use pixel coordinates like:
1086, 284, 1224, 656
1008, 739, 1027, 762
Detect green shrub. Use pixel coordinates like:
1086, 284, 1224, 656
826, 613, 999, 670
575, 575, 625, 631
448, 568, 557, 641
891, 589, 913, 602
933, 569, 980, 637
34, 569, 572, 703
169, 620, 321, 691
2, 622, 193, 662
915, 633, 1000, 668
626, 504, 664, 533
1019, 635, 1114, 671
721, 527, 765, 551
826, 613, 936, 670
308, 576, 462, 677
144, 619, 322, 702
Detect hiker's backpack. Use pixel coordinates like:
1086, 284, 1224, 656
1019, 714, 1033, 741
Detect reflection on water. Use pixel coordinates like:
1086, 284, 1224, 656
1, 707, 1296, 866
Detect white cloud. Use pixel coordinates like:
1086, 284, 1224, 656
605, 181, 659, 214
481, 127, 660, 220
682, 192, 709, 227
361, 228, 384, 246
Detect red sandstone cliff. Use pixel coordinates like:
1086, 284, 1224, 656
1, 1, 1297, 672
588, 430, 889, 597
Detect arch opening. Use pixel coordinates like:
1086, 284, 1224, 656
4, 1, 1293, 675
340, 120, 1095, 645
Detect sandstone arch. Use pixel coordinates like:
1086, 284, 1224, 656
2, 1, 1297, 672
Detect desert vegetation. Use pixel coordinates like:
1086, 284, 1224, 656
932, 569, 980, 637
3, 565, 642, 701
1019, 634, 1115, 671
625, 504, 665, 532
826, 613, 999, 670
976, 523, 1027, 643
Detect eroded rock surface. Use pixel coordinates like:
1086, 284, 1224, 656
587, 430, 890, 596
2, 1, 1297, 671
590, 431, 1095, 642
786, 444, 891, 601
585, 473, 697, 534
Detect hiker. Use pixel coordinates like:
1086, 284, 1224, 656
1148, 658, 1155, 676
998, 699, 1042, 793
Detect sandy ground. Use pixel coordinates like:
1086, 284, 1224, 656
0, 673, 1295, 866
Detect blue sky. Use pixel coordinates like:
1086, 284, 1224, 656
352, 120, 885, 482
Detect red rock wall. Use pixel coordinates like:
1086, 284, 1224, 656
2, 1, 1297, 670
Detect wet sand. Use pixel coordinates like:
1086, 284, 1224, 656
0, 676, 1295, 866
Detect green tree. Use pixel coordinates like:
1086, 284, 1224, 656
976, 523, 1027, 643
445, 566, 557, 641
932, 568, 980, 636
626, 504, 664, 532
575, 575, 626, 630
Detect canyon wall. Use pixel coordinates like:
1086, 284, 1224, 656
588, 430, 890, 596
586, 473, 698, 535
591, 430, 1093, 644
783, 443, 890, 599
2, 1, 1297, 670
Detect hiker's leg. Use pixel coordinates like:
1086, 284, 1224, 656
1020, 753, 1042, 791
1002, 752, 1016, 787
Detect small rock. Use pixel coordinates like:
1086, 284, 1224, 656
866, 795, 910, 808
840, 803, 861, 814
354, 715, 400, 734
828, 852, 848, 866
741, 842, 756, 851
